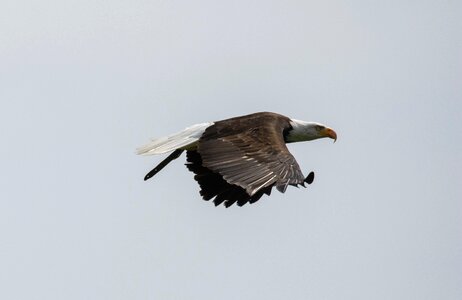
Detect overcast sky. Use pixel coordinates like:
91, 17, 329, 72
1, 0, 461, 299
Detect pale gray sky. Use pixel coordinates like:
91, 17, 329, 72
1, 0, 461, 299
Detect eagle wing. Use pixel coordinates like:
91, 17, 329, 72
197, 116, 306, 198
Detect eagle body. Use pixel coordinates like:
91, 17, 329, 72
138, 112, 336, 207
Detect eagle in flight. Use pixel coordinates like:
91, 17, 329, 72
138, 112, 337, 207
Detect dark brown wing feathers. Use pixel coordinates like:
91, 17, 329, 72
187, 112, 307, 207
186, 150, 273, 207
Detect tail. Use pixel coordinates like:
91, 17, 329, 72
137, 122, 212, 155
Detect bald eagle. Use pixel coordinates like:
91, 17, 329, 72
138, 112, 337, 207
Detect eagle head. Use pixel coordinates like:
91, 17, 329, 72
286, 119, 337, 143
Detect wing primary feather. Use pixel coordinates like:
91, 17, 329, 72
144, 149, 184, 181
248, 175, 277, 195
304, 171, 315, 184
276, 180, 290, 193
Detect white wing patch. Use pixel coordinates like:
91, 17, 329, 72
137, 122, 213, 155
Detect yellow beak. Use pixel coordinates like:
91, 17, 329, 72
322, 127, 337, 142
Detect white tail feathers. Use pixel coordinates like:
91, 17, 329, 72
137, 122, 213, 155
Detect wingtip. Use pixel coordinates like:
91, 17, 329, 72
304, 171, 315, 184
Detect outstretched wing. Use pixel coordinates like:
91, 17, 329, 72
197, 113, 306, 197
